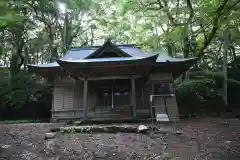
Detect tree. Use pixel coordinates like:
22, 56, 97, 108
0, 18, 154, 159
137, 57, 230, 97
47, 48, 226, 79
1, 0, 240, 115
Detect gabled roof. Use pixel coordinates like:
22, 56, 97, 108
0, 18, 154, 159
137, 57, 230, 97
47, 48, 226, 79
62, 45, 146, 61
27, 40, 197, 71
85, 39, 132, 58
27, 43, 148, 68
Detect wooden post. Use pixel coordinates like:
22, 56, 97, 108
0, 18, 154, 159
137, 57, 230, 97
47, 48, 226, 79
223, 30, 228, 106
111, 82, 114, 108
131, 78, 136, 118
83, 79, 88, 120
61, 76, 64, 109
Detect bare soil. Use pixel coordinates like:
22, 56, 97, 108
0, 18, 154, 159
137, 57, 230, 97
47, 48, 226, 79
0, 117, 239, 160
164, 117, 240, 160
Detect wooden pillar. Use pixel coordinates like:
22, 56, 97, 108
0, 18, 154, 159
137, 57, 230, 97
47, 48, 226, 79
83, 79, 88, 120
131, 78, 136, 118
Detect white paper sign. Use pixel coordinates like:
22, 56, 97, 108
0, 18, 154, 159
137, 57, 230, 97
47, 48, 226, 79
156, 113, 169, 122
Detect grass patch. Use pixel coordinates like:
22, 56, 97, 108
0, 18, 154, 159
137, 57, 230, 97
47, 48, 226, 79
0, 120, 41, 124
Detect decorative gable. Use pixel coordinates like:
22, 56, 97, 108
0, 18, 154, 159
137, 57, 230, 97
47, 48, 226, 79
85, 39, 132, 59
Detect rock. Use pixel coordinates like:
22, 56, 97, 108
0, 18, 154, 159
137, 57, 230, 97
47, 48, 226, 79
73, 121, 83, 125
175, 130, 183, 135
45, 139, 56, 155
0, 144, 11, 148
45, 132, 56, 140
154, 155, 164, 160
138, 125, 149, 133
225, 140, 232, 144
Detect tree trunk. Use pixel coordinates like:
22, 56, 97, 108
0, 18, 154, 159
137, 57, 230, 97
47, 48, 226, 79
228, 33, 236, 61
183, 35, 190, 58
90, 26, 94, 46
182, 31, 190, 80
10, 33, 24, 81
50, 46, 58, 62
166, 42, 173, 56
223, 30, 228, 106
4, 54, 7, 67
23, 46, 29, 71
10, 53, 19, 78
63, 11, 70, 53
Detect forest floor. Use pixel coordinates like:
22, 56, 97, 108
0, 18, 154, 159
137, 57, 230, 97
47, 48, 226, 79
0, 117, 239, 160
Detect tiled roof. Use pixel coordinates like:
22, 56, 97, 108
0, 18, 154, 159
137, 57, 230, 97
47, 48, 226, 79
27, 44, 197, 68
60, 56, 146, 63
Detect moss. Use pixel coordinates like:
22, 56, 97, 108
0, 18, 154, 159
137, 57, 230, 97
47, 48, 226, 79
58, 125, 142, 134
0, 120, 41, 124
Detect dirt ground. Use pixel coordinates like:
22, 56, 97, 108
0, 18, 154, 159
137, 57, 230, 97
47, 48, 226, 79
0, 117, 239, 160
164, 117, 240, 160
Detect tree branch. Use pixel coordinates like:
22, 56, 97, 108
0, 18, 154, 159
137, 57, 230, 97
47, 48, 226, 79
161, 0, 175, 24
200, 23, 207, 41
197, 0, 229, 58
220, 0, 240, 16
136, 1, 162, 13
217, 43, 223, 54
186, 0, 194, 24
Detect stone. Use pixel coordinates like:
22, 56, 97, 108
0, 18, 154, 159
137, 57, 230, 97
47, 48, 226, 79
225, 140, 232, 144
154, 155, 164, 160
73, 121, 83, 125
45, 139, 56, 155
138, 125, 149, 133
45, 132, 56, 140
0, 144, 11, 148
175, 130, 183, 135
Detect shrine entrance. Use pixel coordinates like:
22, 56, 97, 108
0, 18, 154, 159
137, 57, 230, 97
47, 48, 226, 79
93, 79, 133, 119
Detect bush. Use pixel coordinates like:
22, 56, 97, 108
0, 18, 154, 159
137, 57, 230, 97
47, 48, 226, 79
0, 70, 52, 120
175, 73, 226, 117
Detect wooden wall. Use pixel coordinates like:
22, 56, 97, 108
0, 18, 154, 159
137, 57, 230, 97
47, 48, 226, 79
52, 77, 102, 120
51, 73, 179, 122
135, 79, 151, 118
52, 76, 84, 120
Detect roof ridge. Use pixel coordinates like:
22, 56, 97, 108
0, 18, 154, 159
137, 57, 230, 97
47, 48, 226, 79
70, 44, 137, 51
70, 48, 97, 51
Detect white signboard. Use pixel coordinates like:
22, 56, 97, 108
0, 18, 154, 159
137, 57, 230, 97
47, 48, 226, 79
156, 113, 169, 122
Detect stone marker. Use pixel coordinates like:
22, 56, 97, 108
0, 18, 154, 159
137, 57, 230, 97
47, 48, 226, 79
138, 125, 148, 133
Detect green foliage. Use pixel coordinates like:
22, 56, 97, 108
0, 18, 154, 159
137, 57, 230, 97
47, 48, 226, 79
167, 27, 185, 42
0, 120, 41, 124
120, 0, 138, 15
175, 67, 240, 116
0, 0, 28, 29
0, 71, 51, 108
200, 0, 221, 15
1, 0, 240, 118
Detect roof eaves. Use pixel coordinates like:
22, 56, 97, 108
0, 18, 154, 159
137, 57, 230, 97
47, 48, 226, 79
27, 62, 60, 68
